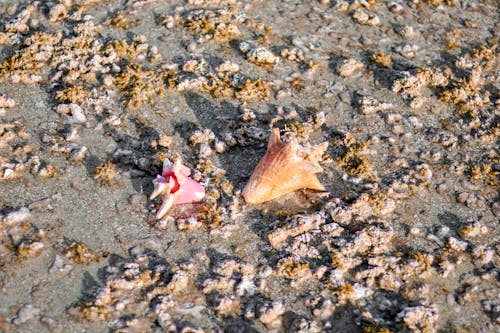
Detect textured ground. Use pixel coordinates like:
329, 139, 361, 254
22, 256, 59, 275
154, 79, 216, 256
0, 0, 498, 332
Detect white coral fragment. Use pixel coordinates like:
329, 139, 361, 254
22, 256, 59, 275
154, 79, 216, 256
55, 103, 87, 124
337, 58, 365, 77
397, 304, 439, 333
352, 9, 380, 26
239, 41, 279, 65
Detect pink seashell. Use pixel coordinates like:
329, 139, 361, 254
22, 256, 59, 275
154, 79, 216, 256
151, 159, 205, 219
173, 177, 206, 204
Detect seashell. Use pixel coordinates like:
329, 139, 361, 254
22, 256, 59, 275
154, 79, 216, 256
242, 128, 325, 204
150, 158, 205, 219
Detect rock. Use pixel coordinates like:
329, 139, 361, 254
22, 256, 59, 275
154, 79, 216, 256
0, 94, 15, 108
13, 305, 40, 325
3, 207, 32, 226
246, 46, 279, 65
357, 95, 394, 114
55, 103, 87, 124
352, 9, 380, 26
49, 254, 73, 274
336, 58, 365, 77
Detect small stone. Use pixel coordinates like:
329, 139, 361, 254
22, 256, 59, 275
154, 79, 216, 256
357, 96, 394, 114
28, 198, 52, 211
448, 237, 468, 252
392, 125, 404, 135
49, 255, 73, 274
492, 202, 500, 217
456, 192, 469, 204
198, 143, 213, 158
156, 215, 175, 230
459, 221, 488, 238
397, 25, 416, 39
393, 43, 420, 58
177, 216, 202, 231
408, 116, 423, 128
352, 9, 380, 26
214, 139, 227, 153
13, 304, 40, 325
409, 227, 423, 236
3, 207, 32, 226
216, 61, 240, 73
69, 146, 87, 162
49, 4, 67, 22
388, 2, 404, 13
387, 113, 402, 124
336, 59, 365, 77
436, 182, 452, 194
40, 317, 64, 333
259, 301, 285, 329
0, 94, 15, 108
246, 46, 279, 65
396, 304, 438, 333
338, 92, 351, 104
238, 41, 252, 54
410, 96, 427, 109
55, 103, 87, 124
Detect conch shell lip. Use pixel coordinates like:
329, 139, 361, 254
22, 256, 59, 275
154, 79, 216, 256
242, 128, 327, 205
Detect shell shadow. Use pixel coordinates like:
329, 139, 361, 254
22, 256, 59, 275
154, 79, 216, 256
99, 119, 162, 195
182, 91, 267, 188
183, 91, 239, 134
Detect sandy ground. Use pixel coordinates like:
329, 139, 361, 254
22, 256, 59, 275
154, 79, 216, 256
0, 0, 498, 332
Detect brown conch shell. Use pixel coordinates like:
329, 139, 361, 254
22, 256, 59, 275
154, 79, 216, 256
242, 128, 326, 204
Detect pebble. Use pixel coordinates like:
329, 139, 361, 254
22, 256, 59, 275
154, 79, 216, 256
388, 2, 404, 14
393, 43, 420, 58
358, 96, 394, 114
55, 103, 87, 124
336, 58, 365, 77
40, 317, 64, 333
387, 113, 402, 124
410, 96, 427, 109
49, 4, 67, 22
3, 207, 32, 226
49, 255, 73, 274
13, 305, 40, 325
156, 216, 175, 230
246, 46, 279, 65
352, 9, 380, 26
0, 95, 15, 108
397, 25, 416, 39
392, 125, 404, 135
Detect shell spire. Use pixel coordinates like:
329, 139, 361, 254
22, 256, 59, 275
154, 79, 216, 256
242, 128, 326, 204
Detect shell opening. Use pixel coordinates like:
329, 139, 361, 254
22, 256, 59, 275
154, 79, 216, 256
163, 171, 180, 193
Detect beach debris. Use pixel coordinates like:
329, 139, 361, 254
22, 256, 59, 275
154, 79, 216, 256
336, 58, 365, 77
151, 158, 205, 219
268, 212, 325, 248
0, 94, 15, 115
243, 128, 326, 204
352, 9, 380, 26
49, 254, 73, 275
56, 242, 100, 265
94, 160, 118, 187
12, 304, 40, 325
239, 41, 279, 66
